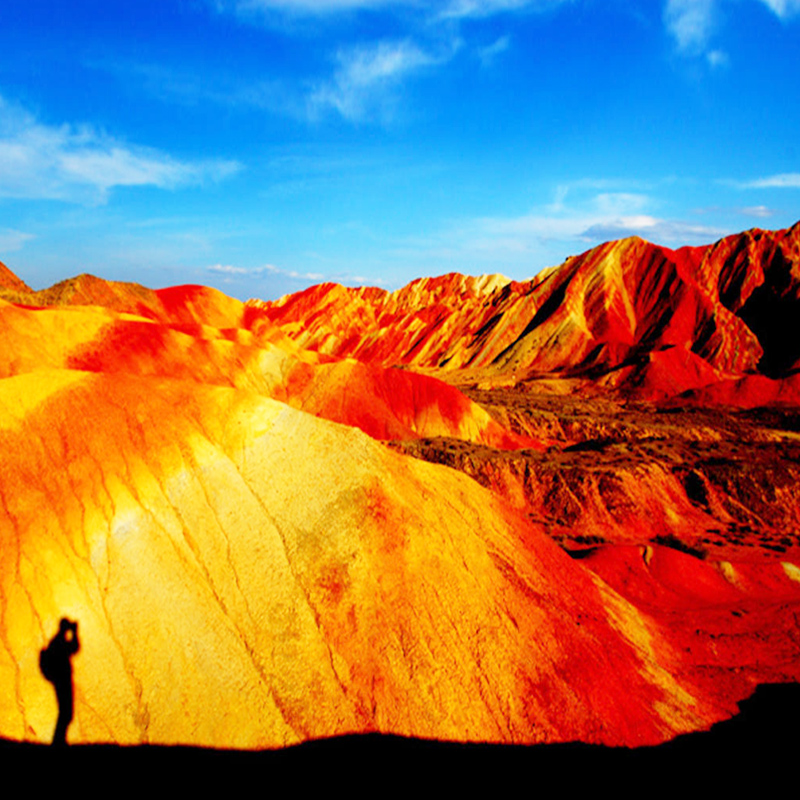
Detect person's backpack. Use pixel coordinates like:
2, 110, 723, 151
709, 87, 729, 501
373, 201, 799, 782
39, 642, 55, 682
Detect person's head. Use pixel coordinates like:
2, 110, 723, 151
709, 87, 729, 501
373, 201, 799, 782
59, 618, 77, 640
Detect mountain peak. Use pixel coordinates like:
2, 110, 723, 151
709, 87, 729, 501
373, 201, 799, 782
253, 222, 800, 403
0, 260, 32, 294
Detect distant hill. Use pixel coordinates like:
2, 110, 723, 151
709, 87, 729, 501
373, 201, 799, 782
0, 259, 31, 294
249, 223, 800, 406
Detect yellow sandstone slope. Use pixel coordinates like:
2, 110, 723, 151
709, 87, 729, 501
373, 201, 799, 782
0, 369, 709, 748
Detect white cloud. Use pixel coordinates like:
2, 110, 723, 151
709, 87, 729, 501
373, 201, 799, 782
706, 49, 729, 68
734, 173, 800, 188
232, 0, 398, 12
208, 262, 326, 281
384, 206, 729, 286
403, 186, 728, 269
664, 0, 716, 52
579, 217, 725, 242
474, 211, 723, 246
0, 228, 34, 254
740, 205, 775, 217
438, 0, 575, 19
591, 192, 650, 216
262, 263, 326, 280
665, 0, 800, 56
477, 35, 511, 65
0, 96, 241, 203
441, 0, 535, 18
208, 264, 254, 275
758, 0, 800, 18
465, 189, 661, 244
208, 0, 572, 125
308, 39, 443, 121
229, 0, 570, 16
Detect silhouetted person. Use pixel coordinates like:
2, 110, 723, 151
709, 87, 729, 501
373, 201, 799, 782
40, 618, 80, 746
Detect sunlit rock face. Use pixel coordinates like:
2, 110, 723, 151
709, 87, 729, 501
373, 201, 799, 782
0, 288, 529, 450
0, 370, 727, 747
1, 225, 800, 749
251, 223, 800, 404
0, 260, 31, 294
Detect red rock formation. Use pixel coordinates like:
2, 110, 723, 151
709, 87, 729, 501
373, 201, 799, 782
0, 285, 528, 449
0, 260, 31, 294
0, 226, 799, 750
0, 369, 742, 747
251, 223, 800, 403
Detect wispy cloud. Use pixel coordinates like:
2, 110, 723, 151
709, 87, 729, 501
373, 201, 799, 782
477, 35, 511, 66
208, 264, 256, 275
438, 0, 572, 19
229, 0, 398, 13
472, 212, 724, 247
201, 1, 575, 125
740, 205, 775, 217
665, 0, 800, 57
758, 0, 800, 18
208, 262, 325, 280
207, 261, 395, 291
706, 49, 729, 68
393, 186, 728, 274
591, 192, 650, 216
0, 95, 241, 203
579, 216, 725, 242
472, 190, 660, 243
731, 173, 800, 188
263, 263, 326, 281
664, 0, 716, 52
227, 0, 570, 17
0, 228, 34, 254
307, 39, 445, 122
116, 45, 444, 125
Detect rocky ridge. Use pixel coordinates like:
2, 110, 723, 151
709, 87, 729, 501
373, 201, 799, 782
250, 224, 800, 404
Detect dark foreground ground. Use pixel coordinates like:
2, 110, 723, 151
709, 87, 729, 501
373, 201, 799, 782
4, 683, 798, 791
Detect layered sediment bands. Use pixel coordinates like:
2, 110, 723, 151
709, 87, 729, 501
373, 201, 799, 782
0, 295, 528, 449
248, 275, 532, 372
0, 273, 245, 331
2, 224, 800, 750
0, 260, 31, 294
578, 545, 800, 711
392, 395, 800, 560
0, 371, 717, 747
275, 359, 534, 447
250, 223, 800, 403
391, 435, 800, 560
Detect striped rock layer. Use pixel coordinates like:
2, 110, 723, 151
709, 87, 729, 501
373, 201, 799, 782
250, 224, 800, 405
0, 225, 799, 748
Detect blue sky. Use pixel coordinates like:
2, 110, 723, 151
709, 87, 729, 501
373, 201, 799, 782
0, 0, 798, 300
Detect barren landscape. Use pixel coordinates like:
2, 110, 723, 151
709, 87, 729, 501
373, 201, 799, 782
1, 223, 799, 751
